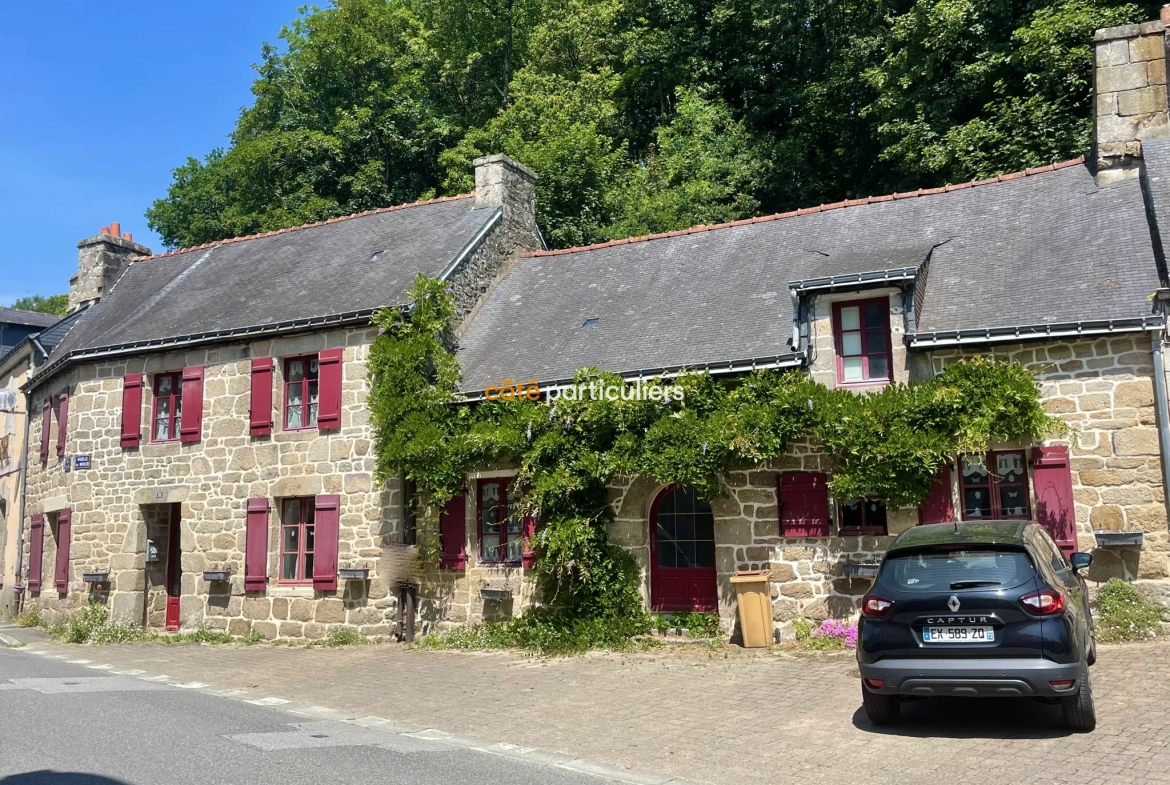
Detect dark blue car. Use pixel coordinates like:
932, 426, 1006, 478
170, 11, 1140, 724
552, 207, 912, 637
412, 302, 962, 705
857, 521, 1097, 731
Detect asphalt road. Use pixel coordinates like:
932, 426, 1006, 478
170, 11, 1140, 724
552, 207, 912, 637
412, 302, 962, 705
0, 647, 616, 785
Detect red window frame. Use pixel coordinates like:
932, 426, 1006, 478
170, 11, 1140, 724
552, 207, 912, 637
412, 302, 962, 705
278, 497, 316, 585
959, 450, 1031, 521
150, 372, 183, 443
283, 355, 320, 431
477, 478, 523, 565
832, 298, 892, 386
838, 497, 888, 535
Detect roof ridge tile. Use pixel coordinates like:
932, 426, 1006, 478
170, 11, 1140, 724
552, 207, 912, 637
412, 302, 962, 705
137, 193, 476, 262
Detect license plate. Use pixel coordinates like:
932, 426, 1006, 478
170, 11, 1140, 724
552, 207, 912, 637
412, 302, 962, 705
923, 626, 995, 643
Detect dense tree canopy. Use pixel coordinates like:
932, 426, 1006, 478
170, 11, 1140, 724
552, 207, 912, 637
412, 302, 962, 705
148, 0, 1156, 250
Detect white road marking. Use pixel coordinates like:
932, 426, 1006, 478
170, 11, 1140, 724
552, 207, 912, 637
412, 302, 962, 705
174, 682, 209, 689
65, 659, 92, 664
244, 697, 291, 706
112, 670, 145, 675
86, 664, 113, 670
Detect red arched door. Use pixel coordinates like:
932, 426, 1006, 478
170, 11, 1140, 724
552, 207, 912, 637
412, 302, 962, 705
650, 485, 718, 611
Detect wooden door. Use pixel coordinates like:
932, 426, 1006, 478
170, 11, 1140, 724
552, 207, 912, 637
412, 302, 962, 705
165, 504, 181, 631
650, 486, 718, 612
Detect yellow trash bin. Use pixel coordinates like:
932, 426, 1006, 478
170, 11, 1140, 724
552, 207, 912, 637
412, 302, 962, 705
730, 569, 774, 648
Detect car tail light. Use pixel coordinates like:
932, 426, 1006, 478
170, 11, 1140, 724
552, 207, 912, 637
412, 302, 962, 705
1021, 588, 1066, 616
1049, 680, 1075, 690
862, 595, 893, 618
865, 679, 885, 689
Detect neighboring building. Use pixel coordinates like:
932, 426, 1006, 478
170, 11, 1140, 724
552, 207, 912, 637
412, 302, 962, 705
16, 18, 1170, 640
18, 155, 539, 637
0, 309, 83, 615
0, 307, 58, 355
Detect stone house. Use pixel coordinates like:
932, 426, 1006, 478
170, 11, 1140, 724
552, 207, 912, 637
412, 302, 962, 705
17, 155, 541, 638
1, 308, 84, 615
16, 17, 1170, 640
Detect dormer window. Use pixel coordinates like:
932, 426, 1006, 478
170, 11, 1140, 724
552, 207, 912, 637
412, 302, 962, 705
833, 299, 891, 385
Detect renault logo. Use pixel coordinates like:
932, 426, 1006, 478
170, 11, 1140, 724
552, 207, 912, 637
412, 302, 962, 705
948, 595, 961, 612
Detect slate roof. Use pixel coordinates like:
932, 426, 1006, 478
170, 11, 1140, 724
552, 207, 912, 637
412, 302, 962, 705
42, 195, 497, 378
456, 158, 1163, 392
0, 306, 59, 328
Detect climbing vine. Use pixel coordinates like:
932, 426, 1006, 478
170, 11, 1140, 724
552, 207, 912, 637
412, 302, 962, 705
368, 276, 1063, 634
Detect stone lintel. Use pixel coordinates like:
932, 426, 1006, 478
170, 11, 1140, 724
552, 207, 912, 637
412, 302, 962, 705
133, 485, 190, 505
41, 495, 69, 513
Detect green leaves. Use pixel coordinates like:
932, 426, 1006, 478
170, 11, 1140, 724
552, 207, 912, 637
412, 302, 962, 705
11, 294, 67, 316
368, 280, 1059, 631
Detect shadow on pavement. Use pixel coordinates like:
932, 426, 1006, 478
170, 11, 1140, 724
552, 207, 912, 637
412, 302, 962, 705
851, 696, 1074, 739
1, 773, 132, 784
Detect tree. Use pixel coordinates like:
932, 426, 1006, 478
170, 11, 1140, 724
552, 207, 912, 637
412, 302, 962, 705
11, 295, 67, 316
148, 0, 1160, 250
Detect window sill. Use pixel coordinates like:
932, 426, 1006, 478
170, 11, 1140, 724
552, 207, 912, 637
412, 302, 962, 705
270, 585, 315, 598
835, 379, 890, 389
273, 430, 319, 443
839, 528, 888, 536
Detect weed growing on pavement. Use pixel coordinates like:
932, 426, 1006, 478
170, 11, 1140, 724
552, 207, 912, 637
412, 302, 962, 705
371, 276, 1059, 654
650, 611, 720, 637
418, 609, 658, 655
243, 631, 265, 645
323, 627, 366, 646
1096, 579, 1166, 643
15, 610, 42, 628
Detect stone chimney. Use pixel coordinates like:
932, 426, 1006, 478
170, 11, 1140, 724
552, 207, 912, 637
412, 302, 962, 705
1093, 10, 1170, 184
473, 153, 540, 251
68, 224, 151, 313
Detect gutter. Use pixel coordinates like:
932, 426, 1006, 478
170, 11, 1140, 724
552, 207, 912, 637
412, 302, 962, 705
458, 353, 805, 403
788, 266, 919, 294
908, 316, 1164, 349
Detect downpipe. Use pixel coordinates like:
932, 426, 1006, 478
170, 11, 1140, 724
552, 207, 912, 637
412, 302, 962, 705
1149, 325, 1170, 520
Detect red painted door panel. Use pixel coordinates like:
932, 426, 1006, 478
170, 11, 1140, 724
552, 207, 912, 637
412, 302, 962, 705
1032, 446, 1077, 557
165, 505, 182, 631
650, 486, 718, 612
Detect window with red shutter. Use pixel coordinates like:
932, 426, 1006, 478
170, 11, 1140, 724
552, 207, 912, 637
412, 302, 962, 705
179, 366, 204, 443
56, 389, 69, 458
777, 471, 830, 537
120, 374, 144, 448
838, 498, 888, 535
28, 514, 44, 592
439, 491, 467, 569
959, 451, 1030, 520
312, 494, 340, 591
317, 348, 343, 430
39, 397, 51, 464
1032, 446, 1077, 557
250, 357, 274, 436
55, 508, 72, 593
150, 372, 183, 443
245, 498, 270, 591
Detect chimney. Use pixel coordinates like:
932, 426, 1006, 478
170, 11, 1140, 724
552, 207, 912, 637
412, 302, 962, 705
68, 224, 152, 314
1093, 12, 1170, 184
473, 154, 540, 252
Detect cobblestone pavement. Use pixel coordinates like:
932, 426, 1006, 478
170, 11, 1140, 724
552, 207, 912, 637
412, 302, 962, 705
4, 632, 1168, 785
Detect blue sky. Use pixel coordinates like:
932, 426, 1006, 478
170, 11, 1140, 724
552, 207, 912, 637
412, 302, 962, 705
0, 1, 307, 306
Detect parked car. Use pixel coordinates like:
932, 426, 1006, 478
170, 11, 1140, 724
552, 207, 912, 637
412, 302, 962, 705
857, 521, 1097, 731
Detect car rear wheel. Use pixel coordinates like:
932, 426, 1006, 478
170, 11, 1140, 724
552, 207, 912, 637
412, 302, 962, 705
862, 685, 900, 726
1061, 680, 1096, 732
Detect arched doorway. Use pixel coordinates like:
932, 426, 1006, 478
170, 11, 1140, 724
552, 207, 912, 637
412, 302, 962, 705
650, 485, 718, 611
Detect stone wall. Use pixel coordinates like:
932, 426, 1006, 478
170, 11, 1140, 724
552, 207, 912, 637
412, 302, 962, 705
22, 326, 409, 639
1093, 17, 1170, 184
931, 335, 1169, 584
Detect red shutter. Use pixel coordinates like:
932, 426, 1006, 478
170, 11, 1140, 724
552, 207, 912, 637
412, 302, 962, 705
245, 498, 270, 591
918, 465, 954, 525
521, 510, 538, 569
56, 389, 69, 458
313, 494, 340, 591
249, 357, 274, 436
778, 471, 830, 537
1033, 446, 1077, 557
55, 508, 72, 593
120, 373, 144, 448
179, 365, 204, 443
28, 514, 44, 592
439, 491, 467, 569
317, 348, 343, 430
39, 397, 51, 464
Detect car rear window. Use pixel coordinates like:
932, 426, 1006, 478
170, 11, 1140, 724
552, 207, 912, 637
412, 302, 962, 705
879, 549, 1036, 592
